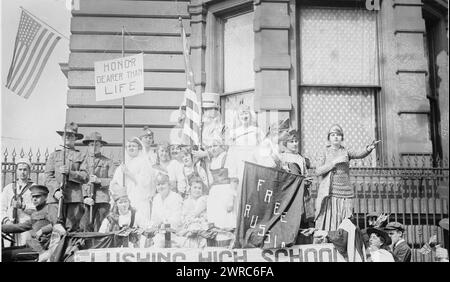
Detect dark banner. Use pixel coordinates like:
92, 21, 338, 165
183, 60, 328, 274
50, 229, 141, 262
234, 162, 306, 249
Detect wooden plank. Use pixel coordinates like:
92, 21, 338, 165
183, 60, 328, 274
74, 0, 189, 17
71, 17, 191, 35
69, 53, 185, 71
67, 108, 176, 125
70, 35, 183, 53
68, 71, 187, 89
67, 89, 184, 107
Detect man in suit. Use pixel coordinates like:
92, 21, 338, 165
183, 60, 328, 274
385, 221, 412, 262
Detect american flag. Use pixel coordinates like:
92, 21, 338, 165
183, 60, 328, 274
5, 10, 61, 99
180, 19, 201, 145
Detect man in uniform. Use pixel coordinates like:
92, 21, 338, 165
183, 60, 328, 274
1, 185, 58, 261
44, 122, 89, 232
385, 221, 412, 262
79, 132, 115, 232
1, 158, 35, 246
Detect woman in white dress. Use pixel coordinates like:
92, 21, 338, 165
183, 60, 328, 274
152, 142, 172, 176
226, 104, 264, 190
110, 137, 155, 229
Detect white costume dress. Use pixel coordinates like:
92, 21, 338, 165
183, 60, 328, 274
369, 248, 395, 262
150, 191, 183, 248
253, 137, 283, 168
206, 151, 236, 230
179, 195, 208, 248
110, 154, 156, 229
225, 125, 264, 217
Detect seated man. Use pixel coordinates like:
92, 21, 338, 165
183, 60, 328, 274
149, 173, 183, 247
2, 185, 60, 262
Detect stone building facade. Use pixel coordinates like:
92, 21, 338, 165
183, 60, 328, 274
64, 0, 448, 163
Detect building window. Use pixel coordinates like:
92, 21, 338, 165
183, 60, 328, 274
223, 12, 254, 93
222, 11, 255, 129
298, 6, 380, 165
301, 87, 377, 160
206, 1, 255, 132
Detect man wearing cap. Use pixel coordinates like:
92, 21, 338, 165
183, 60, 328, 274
140, 126, 157, 165
385, 221, 412, 262
44, 122, 89, 232
1, 158, 35, 246
79, 132, 115, 232
1, 185, 58, 261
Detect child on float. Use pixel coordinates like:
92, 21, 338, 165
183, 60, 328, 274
178, 176, 209, 248
179, 147, 209, 197
205, 138, 236, 229
149, 173, 183, 248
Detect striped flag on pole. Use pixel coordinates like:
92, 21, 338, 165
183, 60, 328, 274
180, 19, 202, 145
5, 10, 61, 99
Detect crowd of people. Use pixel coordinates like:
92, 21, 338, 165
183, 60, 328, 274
1, 92, 448, 262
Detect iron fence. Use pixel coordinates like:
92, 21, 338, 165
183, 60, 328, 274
1, 148, 448, 261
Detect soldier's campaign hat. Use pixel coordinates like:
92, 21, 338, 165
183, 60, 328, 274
202, 92, 220, 108
56, 122, 84, 140
112, 187, 129, 202
82, 131, 108, 145
384, 222, 405, 232
15, 157, 32, 168
29, 185, 49, 196
367, 227, 392, 246
140, 126, 154, 138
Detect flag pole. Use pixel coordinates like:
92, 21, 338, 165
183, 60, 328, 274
178, 17, 202, 148
19, 6, 69, 41
122, 26, 126, 187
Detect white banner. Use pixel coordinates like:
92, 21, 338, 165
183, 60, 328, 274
74, 244, 346, 262
94, 53, 144, 101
